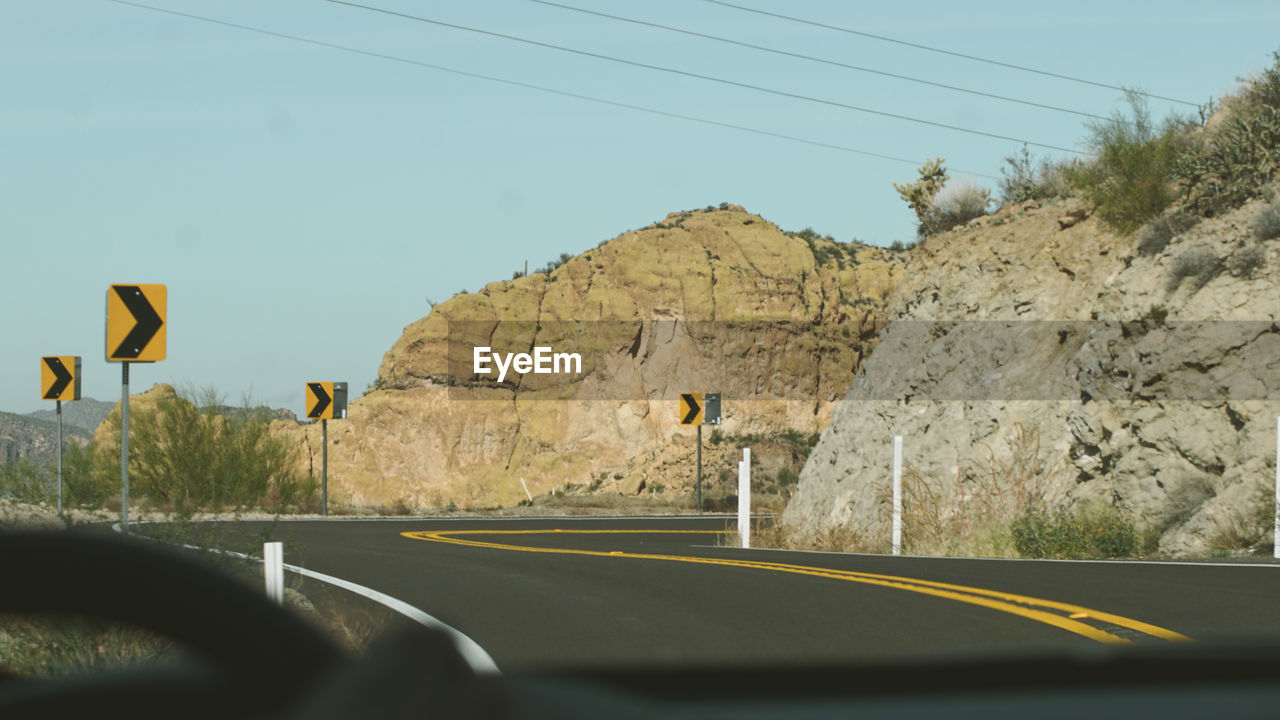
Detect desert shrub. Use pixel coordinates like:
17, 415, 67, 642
893, 424, 1067, 557
96, 389, 313, 516
932, 178, 993, 230
1207, 481, 1275, 554
540, 252, 574, 274
1166, 247, 1224, 292
1254, 200, 1280, 240
894, 158, 995, 236
1174, 52, 1280, 218
1136, 211, 1197, 256
1227, 243, 1267, 278
1145, 304, 1169, 327
894, 157, 949, 237
1011, 504, 1138, 559
999, 146, 1076, 204
0, 440, 109, 510
62, 441, 112, 509
1067, 91, 1183, 234
0, 459, 52, 504
999, 145, 1041, 204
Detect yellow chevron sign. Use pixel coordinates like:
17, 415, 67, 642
306, 382, 336, 420
106, 284, 166, 362
679, 393, 703, 425
41, 356, 81, 401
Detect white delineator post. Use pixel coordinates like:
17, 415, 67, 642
892, 436, 903, 556
264, 541, 284, 605
1274, 418, 1279, 560
738, 448, 751, 548
520, 477, 533, 503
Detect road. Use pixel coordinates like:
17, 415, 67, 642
211, 516, 1280, 671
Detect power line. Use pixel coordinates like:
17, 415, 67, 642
704, 0, 1198, 107
323, 0, 1084, 154
102, 0, 1000, 179
530, 0, 1113, 124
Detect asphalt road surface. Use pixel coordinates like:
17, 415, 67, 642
202, 516, 1280, 671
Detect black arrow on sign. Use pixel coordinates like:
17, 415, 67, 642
308, 383, 331, 419
681, 393, 701, 424
43, 357, 72, 400
112, 285, 164, 359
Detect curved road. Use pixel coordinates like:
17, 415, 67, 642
218, 516, 1280, 671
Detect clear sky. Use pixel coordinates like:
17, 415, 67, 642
3, 1, 1278, 417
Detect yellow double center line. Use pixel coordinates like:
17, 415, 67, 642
402, 529, 1192, 646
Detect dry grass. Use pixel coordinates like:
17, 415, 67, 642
746, 514, 886, 554
893, 424, 1068, 557
753, 425, 1069, 558
0, 617, 174, 678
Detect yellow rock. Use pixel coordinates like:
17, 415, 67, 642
294, 206, 903, 510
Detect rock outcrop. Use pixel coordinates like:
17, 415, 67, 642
288, 206, 902, 509
784, 194, 1280, 556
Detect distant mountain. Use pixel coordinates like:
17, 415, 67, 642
25, 398, 115, 434
0, 412, 91, 466
0, 398, 110, 466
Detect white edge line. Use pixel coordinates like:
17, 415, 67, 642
112, 522, 500, 674
281, 561, 500, 674
691, 543, 1280, 569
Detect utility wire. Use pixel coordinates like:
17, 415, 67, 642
704, 0, 1198, 107
103, 0, 1000, 179
530, 0, 1113, 124
323, 0, 1084, 154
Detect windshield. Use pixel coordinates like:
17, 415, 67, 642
4, 0, 1280, 678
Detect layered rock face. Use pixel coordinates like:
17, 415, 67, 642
784, 195, 1280, 555
291, 206, 901, 509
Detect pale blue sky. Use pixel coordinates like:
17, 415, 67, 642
4, 1, 1277, 416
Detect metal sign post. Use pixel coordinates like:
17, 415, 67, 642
106, 284, 166, 534
41, 355, 81, 522
679, 393, 720, 516
56, 400, 62, 520
696, 425, 702, 515
322, 418, 328, 517
738, 447, 751, 548
306, 382, 346, 517
121, 362, 130, 531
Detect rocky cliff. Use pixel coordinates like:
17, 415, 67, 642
289, 205, 902, 509
784, 192, 1280, 556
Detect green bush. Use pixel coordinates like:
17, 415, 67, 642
1068, 91, 1183, 234
0, 458, 54, 504
999, 145, 1074, 204
1174, 52, 1280, 218
95, 390, 313, 516
0, 440, 109, 510
540, 252, 574, 274
894, 157, 949, 237
894, 158, 993, 236
1011, 504, 1139, 559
